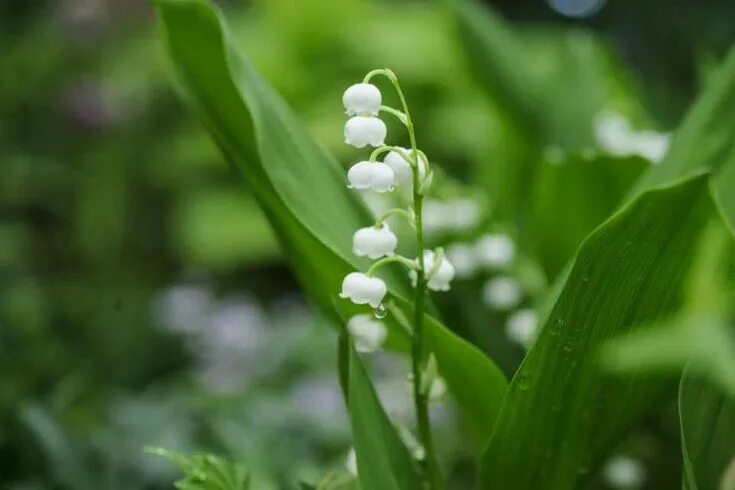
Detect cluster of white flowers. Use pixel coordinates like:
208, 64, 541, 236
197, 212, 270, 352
595, 112, 670, 163
446, 233, 516, 278
339, 77, 455, 327
423, 198, 482, 234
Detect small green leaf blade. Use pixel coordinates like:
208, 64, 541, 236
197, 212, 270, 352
679, 368, 735, 490
348, 347, 423, 490
479, 173, 715, 489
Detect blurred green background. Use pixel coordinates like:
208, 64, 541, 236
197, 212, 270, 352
1, 0, 733, 488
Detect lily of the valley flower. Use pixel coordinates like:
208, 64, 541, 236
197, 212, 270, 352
347, 314, 387, 353
506, 308, 538, 347
475, 233, 515, 269
340, 272, 387, 308
344, 116, 387, 148
347, 161, 395, 193
353, 223, 397, 259
483, 276, 522, 310
410, 250, 455, 292
383, 147, 427, 187
343, 83, 382, 116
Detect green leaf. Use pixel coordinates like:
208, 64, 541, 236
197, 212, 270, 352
630, 46, 735, 195
147, 447, 250, 490
679, 368, 735, 490
478, 173, 716, 489
529, 151, 648, 278
154, 0, 507, 443
347, 347, 423, 490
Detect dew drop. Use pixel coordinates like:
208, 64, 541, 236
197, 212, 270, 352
374, 303, 387, 319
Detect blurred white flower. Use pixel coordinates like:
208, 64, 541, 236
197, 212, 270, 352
446, 243, 479, 278
635, 130, 670, 163
344, 116, 387, 148
353, 223, 397, 259
152, 284, 214, 334
506, 308, 539, 347
594, 111, 670, 164
483, 277, 522, 310
410, 250, 455, 292
423, 198, 481, 234
383, 147, 427, 188
345, 447, 358, 476
475, 233, 515, 269
347, 161, 394, 193
340, 272, 387, 308
347, 314, 387, 353
603, 456, 645, 489
343, 83, 381, 116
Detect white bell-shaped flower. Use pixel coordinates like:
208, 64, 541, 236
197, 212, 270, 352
340, 272, 387, 308
347, 161, 395, 193
353, 223, 397, 259
506, 308, 538, 347
410, 250, 455, 292
475, 233, 515, 269
383, 147, 428, 187
344, 116, 387, 148
483, 276, 522, 310
347, 314, 387, 353
446, 242, 479, 278
343, 83, 381, 116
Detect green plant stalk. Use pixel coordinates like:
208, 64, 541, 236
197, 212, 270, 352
366, 68, 443, 489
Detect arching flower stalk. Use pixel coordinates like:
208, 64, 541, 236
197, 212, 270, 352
339, 69, 452, 489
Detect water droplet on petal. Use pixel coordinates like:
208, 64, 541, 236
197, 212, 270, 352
374, 303, 387, 319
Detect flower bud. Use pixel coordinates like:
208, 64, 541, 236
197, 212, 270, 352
347, 161, 395, 193
353, 223, 397, 259
383, 147, 428, 187
410, 250, 455, 292
347, 314, 387, 353
344, 116, 387, 148
483, 276, 522, 310
339, 272, 387, 308
345, 448, 358, 476
343, 83, 382, 116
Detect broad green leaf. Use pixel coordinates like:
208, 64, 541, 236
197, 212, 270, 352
147, 447, 250, 490
679, 368, 735, 490
630, 46, 735, 195
529, 152, 648, 278
154, 0, 507, 442
348, 347, 422, 490
479, 173, 715, 489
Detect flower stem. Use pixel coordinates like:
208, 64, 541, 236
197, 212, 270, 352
374, 208, 415, 228
366, 255, 418, 277
367, 67, 443, 489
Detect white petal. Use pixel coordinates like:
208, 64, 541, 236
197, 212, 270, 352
344, 116, 386, 148
347, 161, 374, 190
353, 223, 397, 259
506, 309, 538, 347
475, 234, 515, 269
347, 314, 387, 353
343, 83, 381, 116
369, 162, 395, 193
